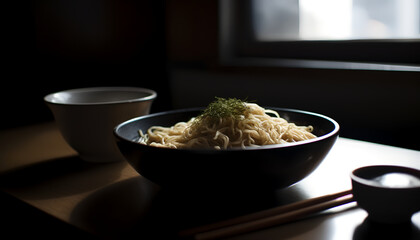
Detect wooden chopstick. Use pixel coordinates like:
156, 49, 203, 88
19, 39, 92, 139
179, 189, 353, 240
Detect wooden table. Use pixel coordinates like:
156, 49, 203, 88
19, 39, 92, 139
1, 122, 419, 239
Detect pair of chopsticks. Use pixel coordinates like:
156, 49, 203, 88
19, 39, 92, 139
179, 189, 354, 240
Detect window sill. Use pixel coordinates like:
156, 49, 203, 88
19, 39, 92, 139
220, 57, 420, 72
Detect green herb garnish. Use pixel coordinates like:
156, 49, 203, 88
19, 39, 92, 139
197, 97, 248, 120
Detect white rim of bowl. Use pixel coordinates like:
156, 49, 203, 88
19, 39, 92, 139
44, 87, 157, 106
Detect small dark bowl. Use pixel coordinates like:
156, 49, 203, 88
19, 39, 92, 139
114, 108, 339, 190
351, 165, 420, 224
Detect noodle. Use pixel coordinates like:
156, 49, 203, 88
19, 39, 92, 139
139, 102, 316, 149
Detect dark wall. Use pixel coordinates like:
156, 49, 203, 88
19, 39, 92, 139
3, 0, 170, 128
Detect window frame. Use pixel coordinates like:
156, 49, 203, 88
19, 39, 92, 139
219, 0, 420, 71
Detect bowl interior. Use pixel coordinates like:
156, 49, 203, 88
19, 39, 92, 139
116, 107, 339, 147
351, 165, 420, 189
44, 87, 156, 105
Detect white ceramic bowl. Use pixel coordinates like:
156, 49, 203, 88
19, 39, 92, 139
45, 87, 157, 162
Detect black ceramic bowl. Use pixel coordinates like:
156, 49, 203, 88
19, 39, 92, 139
351, 165, 420, 224
114, 108, 339, 190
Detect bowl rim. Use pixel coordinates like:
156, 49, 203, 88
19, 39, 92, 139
351, 165, 420, 189
114, 107, 340, 152
44, 86, 157, 106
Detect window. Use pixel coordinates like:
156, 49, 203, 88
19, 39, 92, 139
220, 0, 420, 69
254, 0, 420, 41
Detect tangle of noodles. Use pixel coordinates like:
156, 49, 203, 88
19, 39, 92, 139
139, 103, 316, 149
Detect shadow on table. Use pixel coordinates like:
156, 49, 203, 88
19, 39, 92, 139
69, 177, 329, 239
70, 176, 160, 239
353, 216, 420, 240
0, 155, 126, 199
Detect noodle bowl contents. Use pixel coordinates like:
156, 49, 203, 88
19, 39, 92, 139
139, 98, 316, 149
